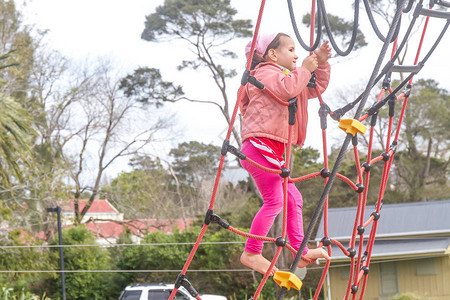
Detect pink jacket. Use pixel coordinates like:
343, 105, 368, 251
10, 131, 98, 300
240, 62, 331, 146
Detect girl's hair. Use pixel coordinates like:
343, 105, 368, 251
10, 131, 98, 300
250, 33, 290, 70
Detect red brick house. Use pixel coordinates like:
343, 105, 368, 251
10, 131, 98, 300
61, 199, 194, 244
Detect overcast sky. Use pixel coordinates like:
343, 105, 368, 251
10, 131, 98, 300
17, 0, 450, 172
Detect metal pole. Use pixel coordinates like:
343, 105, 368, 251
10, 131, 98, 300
47, 206, 66, 300
326, 270, 331, 300
56, 206, 66, 300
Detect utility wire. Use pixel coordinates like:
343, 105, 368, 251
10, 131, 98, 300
2, 254, 447, 274
1, 236, 446, 249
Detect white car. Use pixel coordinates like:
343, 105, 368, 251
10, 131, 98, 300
119, 283, 227, 300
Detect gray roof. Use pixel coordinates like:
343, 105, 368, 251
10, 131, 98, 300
326, 237, 450, 261
315, 199, 450, 241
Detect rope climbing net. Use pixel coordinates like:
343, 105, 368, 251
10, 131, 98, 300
168, 1, 450, 299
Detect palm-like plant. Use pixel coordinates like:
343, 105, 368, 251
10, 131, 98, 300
0, 94, 35, 184
0, 51, 35, 184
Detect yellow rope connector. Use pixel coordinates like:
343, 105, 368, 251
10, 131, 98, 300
338, 119, 367, 136
273, 271, 303, 291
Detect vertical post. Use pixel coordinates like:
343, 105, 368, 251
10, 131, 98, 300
47, 206, 66, 300
56, 206, 66, 300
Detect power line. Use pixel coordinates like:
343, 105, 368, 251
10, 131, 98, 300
0, 236, 447, 249
1, 254, 447, 274
0, 269, 251, 274
0, 241, 246, 249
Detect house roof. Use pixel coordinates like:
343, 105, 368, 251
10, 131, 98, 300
315, 199, 450, 241
326, 237, 450, 261
85, 218, 195, 240
61, 199, 120, 214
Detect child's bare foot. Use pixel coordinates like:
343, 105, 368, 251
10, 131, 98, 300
298, 248, 330, 268
240, 251, 278, 276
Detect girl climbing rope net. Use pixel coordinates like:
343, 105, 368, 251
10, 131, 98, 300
238, 33, 331, 277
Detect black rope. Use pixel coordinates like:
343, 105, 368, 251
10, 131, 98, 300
287, 0, 322, 51
370, 0, 448, 91
329, 1, 423, 119
403, 0, 415, 12
388, 0, 423, 62
326, 1, 426, 119
317, 0, 361, 56
363, 0, 402, 43
365, 0, 421, 80
328, 0, 449, 130
333, 0, 426, 119
366, 72, 415, 116
354, 0, 406, 118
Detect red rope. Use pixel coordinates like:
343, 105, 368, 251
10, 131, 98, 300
385, 116, 393, 153
228, 226, 276, 243
244, 1, 268, 72
285, 243, 317, 264
263, 88, 290, 106
244, 156, 282, 174
209, 156, 226, 209
289, 171, 321, 182
358, 86, 386, 123
169, 224, 209, 300
358, 113, 368, 122
357, 10, 432, 298
353, 146, 363, 184
313, 248, 331, 300
254, 247, 283, 299
331, 239, 349, 254
280, 111, 295, 250
310, 0, 317, 53
336, 173, 358, 190
344, 256, 357, 300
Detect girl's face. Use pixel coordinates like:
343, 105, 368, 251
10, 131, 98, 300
271, 36, 298, 71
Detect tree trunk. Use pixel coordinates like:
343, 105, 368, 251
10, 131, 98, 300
419, 138, 433, 202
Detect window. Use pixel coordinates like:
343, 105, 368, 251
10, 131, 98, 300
148, 290, 170, 300
379, 263, 399, 297
120, 290, 142, 300
175, 291, 190, 300
416, 258, 437, 276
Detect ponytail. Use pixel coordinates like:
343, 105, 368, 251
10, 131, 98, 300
250, 52, 264, 70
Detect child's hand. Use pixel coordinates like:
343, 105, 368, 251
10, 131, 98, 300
302, 53, 318, 73
314, 41, 332, 65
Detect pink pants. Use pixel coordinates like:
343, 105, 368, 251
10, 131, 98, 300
240, 140, 308, 255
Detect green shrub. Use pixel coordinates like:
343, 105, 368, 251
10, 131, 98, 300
46, 225, 113, 300
0, 285, 50, 299
390, 293, 423, 300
